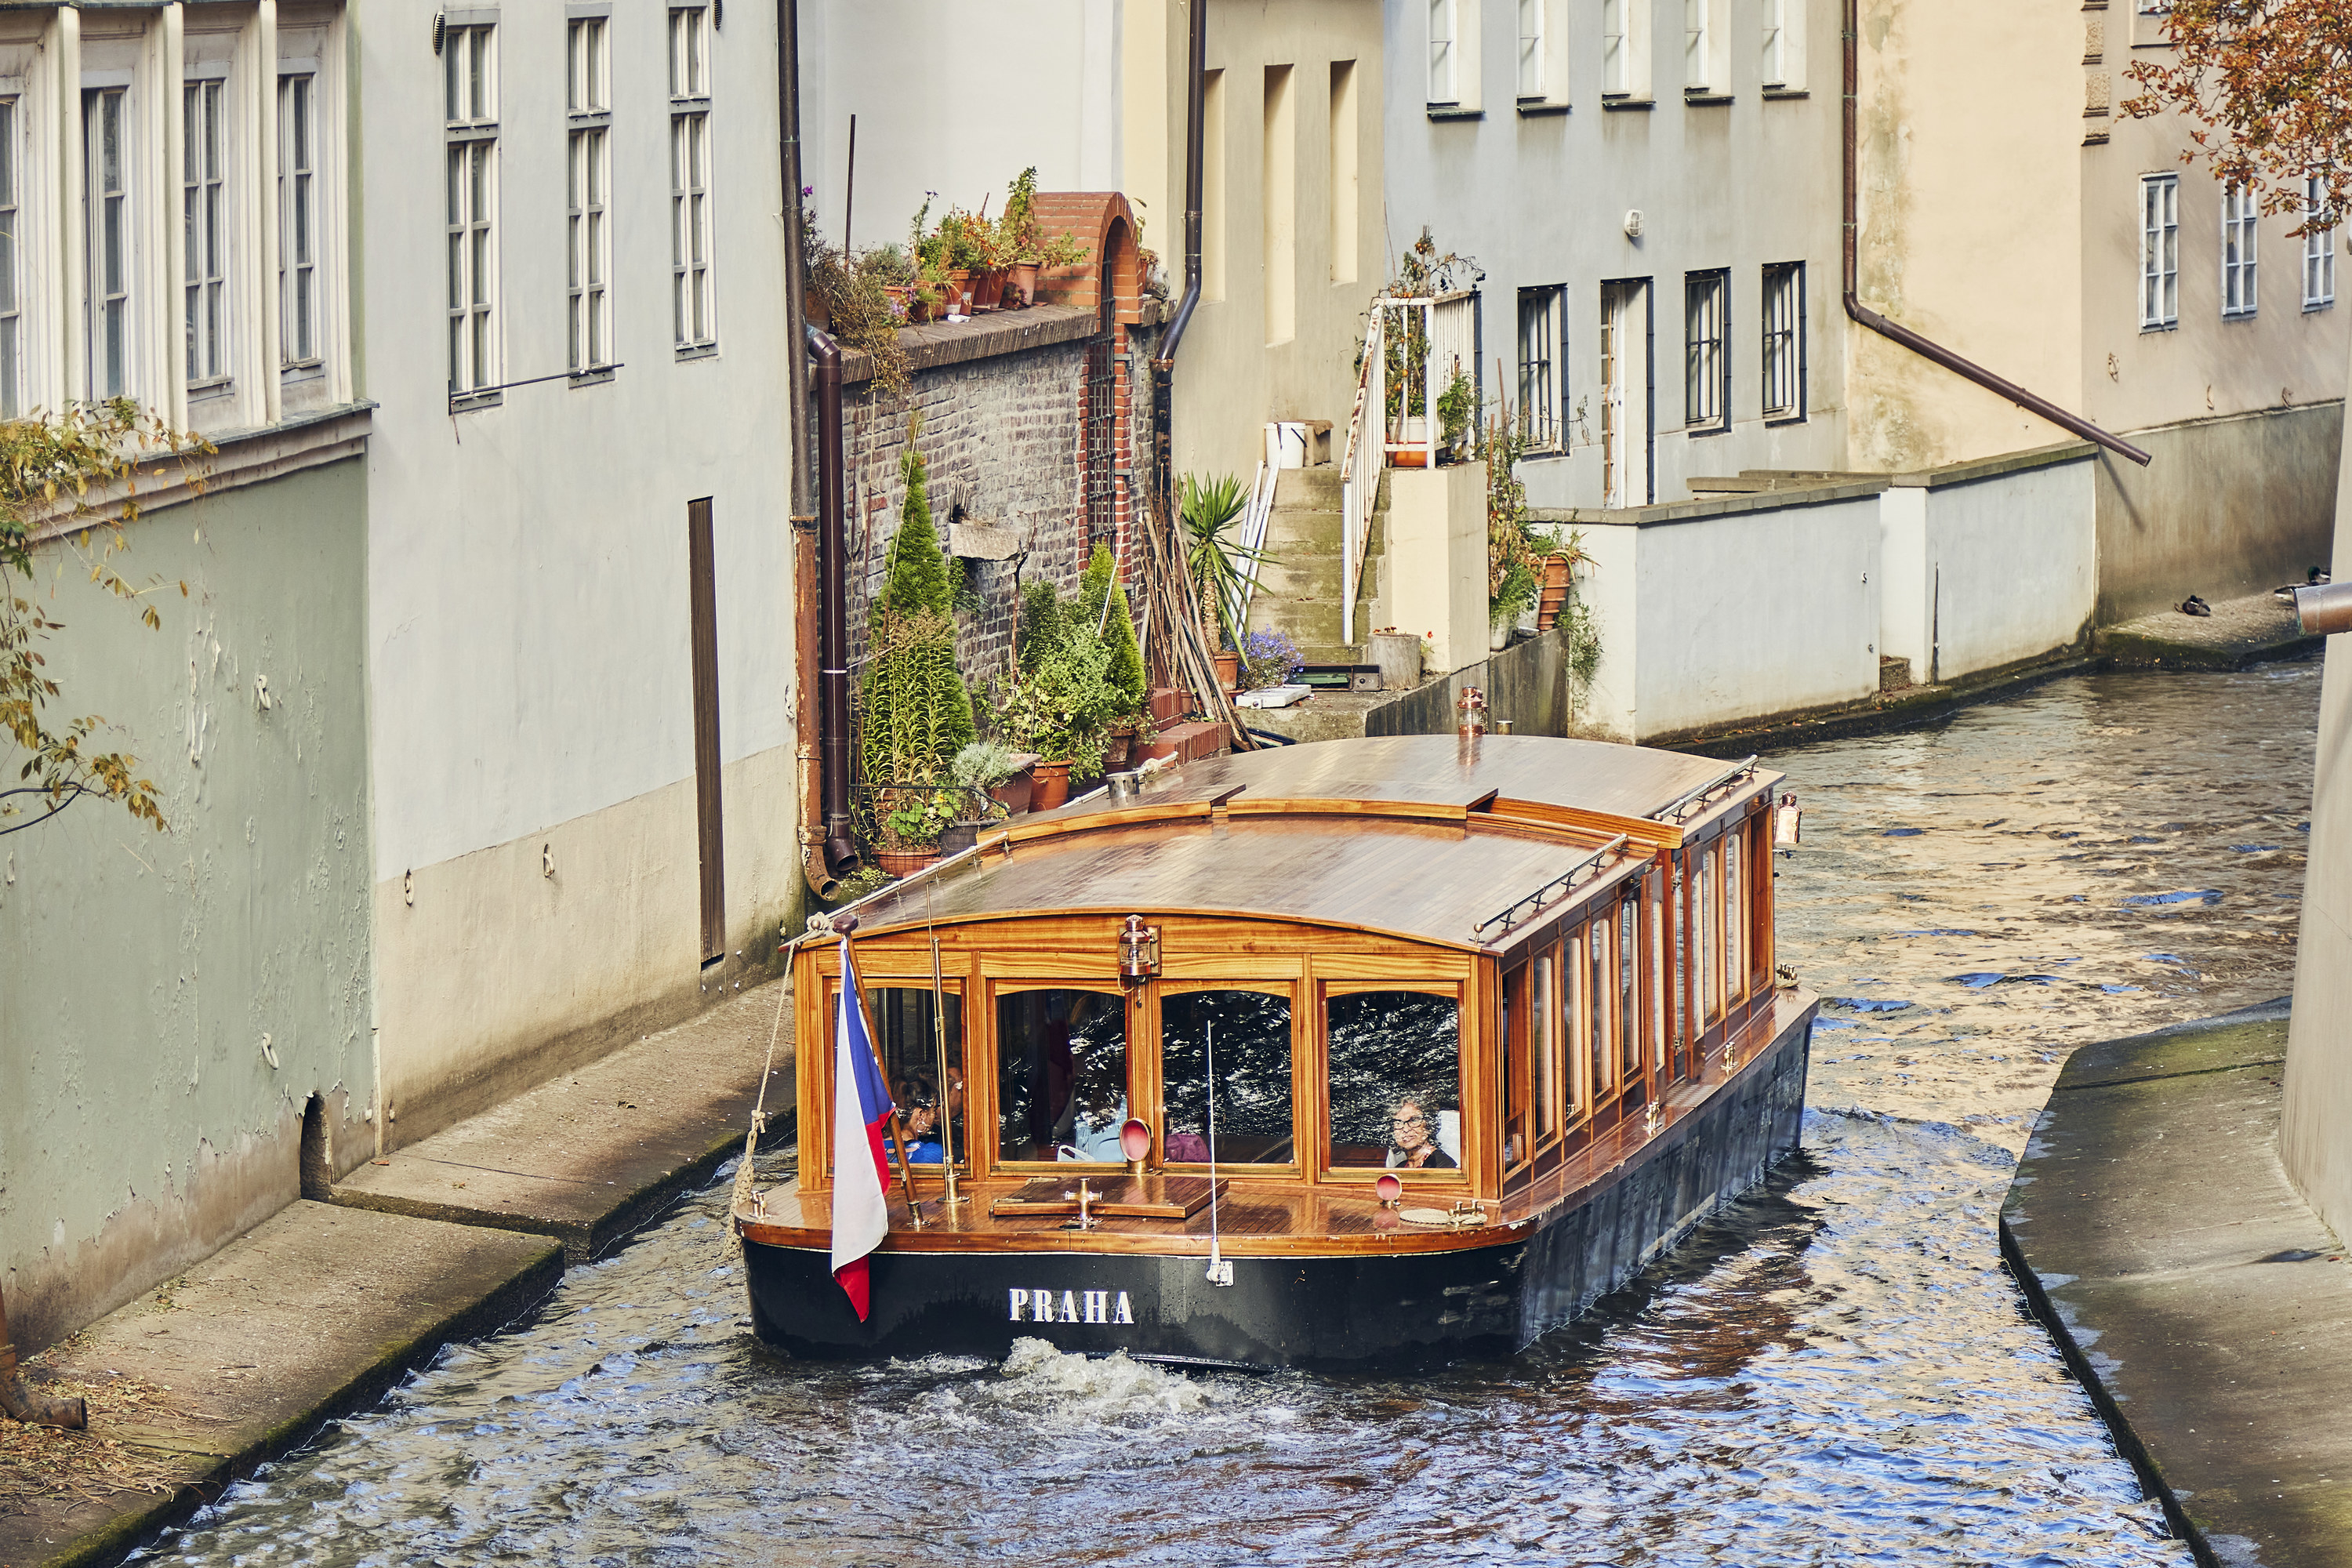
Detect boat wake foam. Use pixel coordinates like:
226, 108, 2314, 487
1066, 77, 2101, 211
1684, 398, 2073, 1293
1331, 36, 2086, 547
991, 1336, 1215, 1417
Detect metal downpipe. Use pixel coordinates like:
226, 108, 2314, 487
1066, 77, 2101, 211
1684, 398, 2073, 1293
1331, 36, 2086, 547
1840, 0, 2150, 468
807, 325, 857, 873
1151, 0, 1209, 515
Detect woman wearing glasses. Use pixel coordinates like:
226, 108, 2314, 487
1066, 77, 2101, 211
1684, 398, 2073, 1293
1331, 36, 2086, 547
1385, 1098, 1456, 1170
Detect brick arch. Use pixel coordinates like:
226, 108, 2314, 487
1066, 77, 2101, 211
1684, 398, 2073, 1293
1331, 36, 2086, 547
1029, 191, 1144, 325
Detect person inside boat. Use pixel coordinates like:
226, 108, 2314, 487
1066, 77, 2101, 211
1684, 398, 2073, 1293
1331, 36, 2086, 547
1386, 1099, 1457, 1170
895, 1078, 946, 1164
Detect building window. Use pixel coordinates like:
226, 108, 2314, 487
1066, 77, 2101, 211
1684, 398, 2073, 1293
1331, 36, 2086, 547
2141, 172, 2179, 329
1761, 261, 1804, 421
183, 78, 230, 388
670, 5, 716, 352
1517, 285, 1565, 452
2305, 176, 2335, 310
278, 74, 319, 368
445, 23, 499, 397
568, 16, 612, 372
1519, 0, 1546, 98
1428, 0, 1458, 104
1602, 0, 1628, 93
1761, 0, 1799, 88
1685, 0, 1713, 90
1684, 270, 1728, 433
2222, 183, 2258, 318
0, 97, 18, 417
85, 87, 132, 401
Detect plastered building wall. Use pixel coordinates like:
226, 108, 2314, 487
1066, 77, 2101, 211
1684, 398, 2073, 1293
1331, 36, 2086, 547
1381, 0, 1849, 511
357, 2, 801, 1145
0, 459, 372, 1351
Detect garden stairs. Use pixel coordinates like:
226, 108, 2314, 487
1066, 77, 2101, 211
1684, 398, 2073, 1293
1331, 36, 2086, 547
1245, 466, 1386, 666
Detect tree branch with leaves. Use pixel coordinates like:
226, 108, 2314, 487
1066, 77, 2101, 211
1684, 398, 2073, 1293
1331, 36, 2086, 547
2122, 0, 2352, 231
1, 400, 210, 840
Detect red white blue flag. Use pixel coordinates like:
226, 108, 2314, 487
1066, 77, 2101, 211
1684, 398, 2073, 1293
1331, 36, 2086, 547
829, 938, 895, 1320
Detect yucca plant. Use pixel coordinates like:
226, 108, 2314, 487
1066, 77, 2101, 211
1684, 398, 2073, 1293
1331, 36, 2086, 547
1179, 472, 1266, 651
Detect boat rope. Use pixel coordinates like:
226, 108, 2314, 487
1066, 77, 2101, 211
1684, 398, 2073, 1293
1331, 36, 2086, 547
1471, 833, 1629, 939
731, 948, 797, 1228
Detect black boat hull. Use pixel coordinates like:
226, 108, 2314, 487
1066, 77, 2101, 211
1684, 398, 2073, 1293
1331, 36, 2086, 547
743, 1009, 1813, 1369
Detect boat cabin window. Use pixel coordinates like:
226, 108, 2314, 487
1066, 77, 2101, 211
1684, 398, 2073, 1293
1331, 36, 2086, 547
1617, 897, 1641, 1082
1326, 989, 1461, 1172
1725, 826, 1748, 1007
996, 988, 1127, 1163
1160, 989, 1294, 1165
1502, 965, 1530, 1168
867, 986, 964, 1167
1534, 952, 1559, 1141
1700, 844, 1723, 1028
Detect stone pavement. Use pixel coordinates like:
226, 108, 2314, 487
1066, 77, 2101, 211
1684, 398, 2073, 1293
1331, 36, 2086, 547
2095, 590, 2321, 671
0, 978, 796, 1568
333, 978, 796, 1259
2003, 1000, 2352, 1566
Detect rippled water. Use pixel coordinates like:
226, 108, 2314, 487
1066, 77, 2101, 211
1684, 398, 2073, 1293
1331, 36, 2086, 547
133, 659, 2321, 1567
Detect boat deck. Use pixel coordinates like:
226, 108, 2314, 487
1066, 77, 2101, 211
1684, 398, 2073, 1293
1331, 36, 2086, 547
735, 989, 1816, 1258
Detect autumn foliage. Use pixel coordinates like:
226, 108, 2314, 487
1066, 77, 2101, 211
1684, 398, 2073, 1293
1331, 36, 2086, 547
2122, 0, 2352, 231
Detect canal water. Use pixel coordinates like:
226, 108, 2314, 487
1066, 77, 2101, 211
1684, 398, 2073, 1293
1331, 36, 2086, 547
133, 659, 2321, 1567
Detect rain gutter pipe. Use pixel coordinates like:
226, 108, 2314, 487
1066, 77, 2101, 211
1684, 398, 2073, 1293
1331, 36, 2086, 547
1841, 0, 2151, 467
808, 323, 856, 874
1151, 0, 1209, 511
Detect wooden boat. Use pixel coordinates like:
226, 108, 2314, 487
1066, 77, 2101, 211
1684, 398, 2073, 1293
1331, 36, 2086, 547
733, 733, 1817, 1369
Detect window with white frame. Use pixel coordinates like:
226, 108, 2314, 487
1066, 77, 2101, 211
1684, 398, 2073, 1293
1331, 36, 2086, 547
278, 73, 319, 368
2132, 0, 2171, 46
1518, 0, 1545, 98
1685, 270, 1728, 431
2223, 183, 2258, 317
1761, 0, 1800, 89
569, 16, 612, 372
1685, 0, 1714, 90
670, 5, 715, 352
1761, 261, 1803, 420
85, 86, 133, 401
0, 96, 18, 418
445, 23, 499, 397
183, 77, 230, 389
2305, 176, 2335, 310
1428, 0, 1458, 103
2140, 172, 2179, 328
1602, 0, 1628, 93
1517, 285, 1565, 452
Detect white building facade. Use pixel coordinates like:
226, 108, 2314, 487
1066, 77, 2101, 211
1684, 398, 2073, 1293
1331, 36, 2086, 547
358, 0, 802, 1145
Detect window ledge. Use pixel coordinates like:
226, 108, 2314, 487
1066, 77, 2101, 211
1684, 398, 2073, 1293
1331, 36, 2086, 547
2221, 310, 2259, 322
1426, 105, 1485, 121
2305, 299, 2336, 314
25, 401, 375, 543
1762, 413, 1809, 428
1601, 96, 1656, 111
1686, 423, 1733, 438
2140, 320, 2178, 334
1760, 86, 1809, 100
674, 343, 720, 362
570, 366, 619, 386
1517, 100, 1570, 117
448, 390, 503, 412
1683, 91, 1734, 106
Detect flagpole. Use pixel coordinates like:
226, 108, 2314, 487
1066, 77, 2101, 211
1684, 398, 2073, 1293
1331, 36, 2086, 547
841, 928, 927, 1232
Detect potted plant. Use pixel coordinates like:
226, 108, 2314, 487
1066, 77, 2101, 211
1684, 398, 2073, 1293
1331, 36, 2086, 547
1436, 364, 1475, 464
995, 577, 1117, 805
1239, 627, 1303, 692
861, 441, 976, 864
1081, 545, 1149, 768
1489, 557, 1540, 651
878, 788, 961, 876
1180, 472, 1266, 688
952, 739, 1031, 817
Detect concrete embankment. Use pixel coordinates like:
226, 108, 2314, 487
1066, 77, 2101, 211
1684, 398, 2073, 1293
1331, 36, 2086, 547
0, 982, 794, 1568
2002, 1000, 2352, 1566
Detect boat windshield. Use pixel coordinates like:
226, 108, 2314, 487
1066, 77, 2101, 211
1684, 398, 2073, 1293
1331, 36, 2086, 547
867, 986, 963, 1167
1161, 989, 1294, 1165
995, 988, 1127, 1163
1326, 990, 1461, 1171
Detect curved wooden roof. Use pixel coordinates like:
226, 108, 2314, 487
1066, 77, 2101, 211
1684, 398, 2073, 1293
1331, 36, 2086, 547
848, 736, 1771, 954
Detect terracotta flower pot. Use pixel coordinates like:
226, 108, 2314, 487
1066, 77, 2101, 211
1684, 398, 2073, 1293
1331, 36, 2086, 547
971, 267, 1006, 311
1212, 651, 1241, 693
876, 848, 939, 878
1008, 261, 1040, 307
1536, 554, 1574, 632
1032, 760, 1074, 811
988, 768, 1034, 817
945, 268, 971, 316
1103, 728, 1134, 772
882, 285, 910, 322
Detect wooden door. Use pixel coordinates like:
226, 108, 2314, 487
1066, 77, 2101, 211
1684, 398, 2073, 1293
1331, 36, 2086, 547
688, 498, 724, 964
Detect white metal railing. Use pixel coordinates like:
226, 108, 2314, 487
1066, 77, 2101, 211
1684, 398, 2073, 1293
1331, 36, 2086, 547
1228, 459, 1277, 637
1338, 310, 1384, 646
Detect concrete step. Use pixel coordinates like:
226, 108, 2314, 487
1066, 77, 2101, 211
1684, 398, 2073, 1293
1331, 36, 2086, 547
1272, 466, 1342, 508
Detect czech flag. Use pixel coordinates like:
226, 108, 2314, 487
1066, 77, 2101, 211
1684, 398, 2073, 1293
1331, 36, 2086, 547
829, 938, 895, 1320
